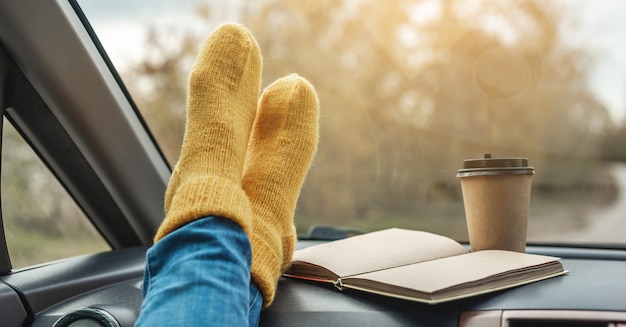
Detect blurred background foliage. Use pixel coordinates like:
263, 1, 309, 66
2, 120, 109, 268
3, 0, 626, 268
124, 0, 621, 238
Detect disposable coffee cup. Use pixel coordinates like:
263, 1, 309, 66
457, 154, 534, 252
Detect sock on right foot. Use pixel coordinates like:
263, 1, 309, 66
243, 74, 320, 307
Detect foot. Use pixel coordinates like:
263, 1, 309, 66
156, 23, 262, 242
243, 74, 319, 306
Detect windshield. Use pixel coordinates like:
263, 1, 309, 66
77, 0, 626, 246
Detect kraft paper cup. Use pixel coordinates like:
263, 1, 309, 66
457, 154, 534, 252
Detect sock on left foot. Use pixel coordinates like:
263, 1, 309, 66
155, 23, 262, 242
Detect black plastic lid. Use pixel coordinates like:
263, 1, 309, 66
457, 153, 534, 177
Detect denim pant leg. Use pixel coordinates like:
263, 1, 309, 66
135, 217, 263, 327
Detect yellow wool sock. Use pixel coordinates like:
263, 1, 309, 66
155, 24, 262, 241
243, 75, 319, 306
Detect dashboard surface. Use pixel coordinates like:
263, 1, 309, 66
2, 243, 622, 327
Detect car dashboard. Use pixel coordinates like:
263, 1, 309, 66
1, 242, 625, 327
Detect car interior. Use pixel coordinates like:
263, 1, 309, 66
1, 0, 626, 326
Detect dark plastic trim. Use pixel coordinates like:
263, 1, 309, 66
0, 281, 28, 327
0, 112, 11, 274
1, 246, 147, 314
0, 40, 12, 274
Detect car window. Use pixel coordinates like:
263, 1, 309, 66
1, 119, 109, 269
78, 0, 626, 246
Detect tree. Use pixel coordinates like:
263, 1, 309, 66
123, 0, 615, 236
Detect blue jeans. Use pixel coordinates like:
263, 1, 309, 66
135, 217, 263, 327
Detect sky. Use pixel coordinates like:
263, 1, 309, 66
568, 0, 626, 122
78, 0, 626, 122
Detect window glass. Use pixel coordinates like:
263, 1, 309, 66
2, 119, 110, 269
78, 0, 626, 246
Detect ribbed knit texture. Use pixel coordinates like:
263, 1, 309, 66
243, 75, 319, 307
153, 23, 319, 309
155, 23, 261, 241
